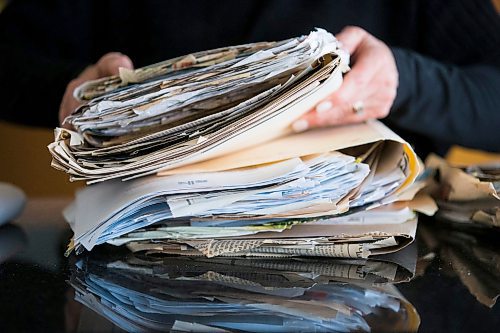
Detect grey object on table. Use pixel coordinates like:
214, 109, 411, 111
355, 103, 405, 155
0, 182, 26, 225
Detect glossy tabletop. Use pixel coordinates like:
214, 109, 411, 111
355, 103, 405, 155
0, 198, 499, 332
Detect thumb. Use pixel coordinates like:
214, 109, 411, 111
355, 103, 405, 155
59, 53, 133, 127
96, 52, 134, 77
336, 26, 367, 55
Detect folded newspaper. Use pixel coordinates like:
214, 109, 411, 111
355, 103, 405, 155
49, 29, 349, 183
426, 154, 500, 228
53, 28, 428, 257
63, 119, 423, 255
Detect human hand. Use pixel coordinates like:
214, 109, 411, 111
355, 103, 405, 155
292, 26, 398, 132
59, 52, 133, 127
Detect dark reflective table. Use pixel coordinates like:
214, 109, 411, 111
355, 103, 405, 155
1, 198, 499, 332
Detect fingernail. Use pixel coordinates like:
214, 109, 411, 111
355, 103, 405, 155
292, 119, 309, 132
316, 101, 333, 114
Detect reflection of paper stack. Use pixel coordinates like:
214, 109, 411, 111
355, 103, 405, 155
419, 223, 500, 308
69, 253, 420, 332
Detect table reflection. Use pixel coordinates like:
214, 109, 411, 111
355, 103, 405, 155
419, 221, 500, 308
0, 223, 27, 263
69, 249, 420, 332
3, 199, 500, 332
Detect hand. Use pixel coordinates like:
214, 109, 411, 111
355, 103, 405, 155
58, 52, 133, 127
292, 26, 398, 132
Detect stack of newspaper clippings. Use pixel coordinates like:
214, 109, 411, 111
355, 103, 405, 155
49, 29, 434, 258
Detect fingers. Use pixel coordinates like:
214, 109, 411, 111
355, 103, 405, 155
294, 97, 369, 131
330, 26, 381, 109
293, 92, 392, 132
335, 26, 367, 55
72, 64, 99, 83
337, 45, 383, 100
96, 52, 134, 76
295, 87, 393, 131
59, 76, 87, 128
59, 52, 134, 127
293, 103, 361, 132
291, 27, 398, 133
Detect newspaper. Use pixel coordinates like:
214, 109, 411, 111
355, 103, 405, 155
122, 210, 418, 259
48, 29, 350, 183
426, 154, 499, 227
64, 120, 421, 253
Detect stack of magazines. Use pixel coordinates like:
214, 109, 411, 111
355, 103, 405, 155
49, 29, 428, 257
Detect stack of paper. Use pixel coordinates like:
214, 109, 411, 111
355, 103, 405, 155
425, 154, 500, 228
69, 252, 420, 332
63, 120, 422, 255
49, 29, 349, 183
51, 29, 426, 258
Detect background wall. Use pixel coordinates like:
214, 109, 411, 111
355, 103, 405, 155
0, 121, 82, 196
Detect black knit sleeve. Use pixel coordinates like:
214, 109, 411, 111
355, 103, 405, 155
388, 48, 500, 152
386, 0, 500, 152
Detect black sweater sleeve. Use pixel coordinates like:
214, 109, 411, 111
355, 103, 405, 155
386, 0, 500, 153
388, 48, 500, 152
